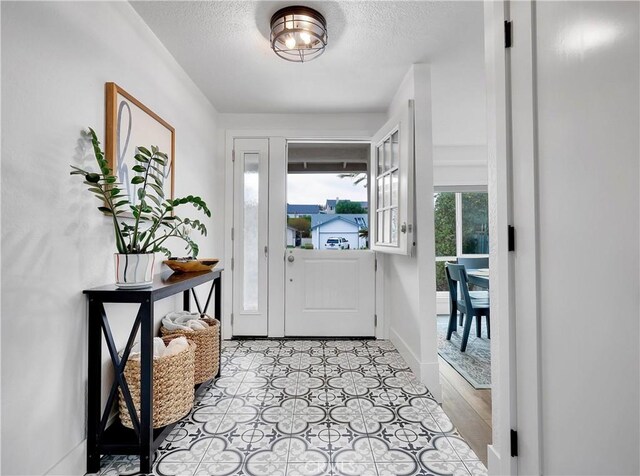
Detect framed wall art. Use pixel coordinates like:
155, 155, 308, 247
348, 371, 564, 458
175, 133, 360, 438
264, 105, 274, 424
105, 82, 175, 210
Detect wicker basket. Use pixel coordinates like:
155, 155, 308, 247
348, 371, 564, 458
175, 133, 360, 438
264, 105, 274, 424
118, 336, 196, 429
160, 317, 220, 384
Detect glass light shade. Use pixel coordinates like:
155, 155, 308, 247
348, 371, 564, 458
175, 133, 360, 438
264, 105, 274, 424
270, 6, 328, 63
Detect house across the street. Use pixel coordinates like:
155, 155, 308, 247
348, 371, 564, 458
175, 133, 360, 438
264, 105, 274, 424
287, 203, 321, 217
310, 214, 368, 250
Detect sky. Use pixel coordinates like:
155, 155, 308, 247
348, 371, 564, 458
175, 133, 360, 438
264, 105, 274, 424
287, 173, 368, 205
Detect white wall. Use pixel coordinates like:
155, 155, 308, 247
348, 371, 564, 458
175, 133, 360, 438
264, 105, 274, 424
532, 2, 639, 474
1, 3, 221, 475
431, 54, 488, 188
219, 113, 384, 135
383, 65, 441, 401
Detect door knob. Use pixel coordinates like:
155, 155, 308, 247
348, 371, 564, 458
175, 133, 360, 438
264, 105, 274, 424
288, 255, 295, 263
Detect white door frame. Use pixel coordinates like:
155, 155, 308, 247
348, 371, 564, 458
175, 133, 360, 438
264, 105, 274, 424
485, 1, 542, 474
224, 128, 386, 340
484, 1, 517, 474
231, 138, 270, 336
509, 1, 543, 474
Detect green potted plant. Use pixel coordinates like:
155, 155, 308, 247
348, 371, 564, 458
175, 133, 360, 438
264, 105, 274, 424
71, 128, 211, 288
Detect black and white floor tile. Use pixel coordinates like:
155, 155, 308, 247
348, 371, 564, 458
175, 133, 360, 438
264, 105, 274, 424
97, 340, 487, 476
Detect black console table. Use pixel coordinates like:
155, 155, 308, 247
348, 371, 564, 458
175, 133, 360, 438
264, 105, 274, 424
84, 268, 223, 474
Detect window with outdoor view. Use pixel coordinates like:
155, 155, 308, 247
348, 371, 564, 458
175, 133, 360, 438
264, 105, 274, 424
434, 191, 489, 291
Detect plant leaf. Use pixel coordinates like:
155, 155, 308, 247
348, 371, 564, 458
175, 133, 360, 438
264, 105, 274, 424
149, 183, 164, 197
147, 194, 161, 206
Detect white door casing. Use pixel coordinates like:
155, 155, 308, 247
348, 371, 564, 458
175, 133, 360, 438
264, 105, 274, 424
285, 249, 376, 337
232, 138, 269, 336
484, 1, 518, 474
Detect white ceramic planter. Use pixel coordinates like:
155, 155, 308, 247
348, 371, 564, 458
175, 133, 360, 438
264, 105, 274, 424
114, 253, 155, 288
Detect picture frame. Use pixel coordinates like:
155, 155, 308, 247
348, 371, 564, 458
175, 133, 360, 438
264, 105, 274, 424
105, 82, 175, 211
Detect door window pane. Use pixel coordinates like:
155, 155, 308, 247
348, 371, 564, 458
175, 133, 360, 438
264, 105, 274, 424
461, 192, 489, 254
390, 208, 398, 245
383, 175, 391, 208
383, 138, 391, 172
383, 210, 391, 243
377, 211, 384, 244
243, 153, 259, 311
391, 131, 399, 169
377, 178, 384, 209
391, 171, 399, 207
377, 145, 384, 175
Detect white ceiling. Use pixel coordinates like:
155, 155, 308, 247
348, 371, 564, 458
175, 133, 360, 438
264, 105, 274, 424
131, 1, 484, 114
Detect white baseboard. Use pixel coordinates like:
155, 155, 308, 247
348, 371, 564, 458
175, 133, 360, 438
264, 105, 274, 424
389, 327, 442, 403
436, 293, 450, 315
487, 444, 501, 475
45, 439, 85, 476
420, 360, 442, 402
389, 327, 421, 374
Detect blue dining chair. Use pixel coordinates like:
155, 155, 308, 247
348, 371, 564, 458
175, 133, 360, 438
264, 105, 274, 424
454, 257, 489, 325
445, 263, 490, 352
445, 261, 489, 327
444, 263, 488, 339
456, 256, 489, 269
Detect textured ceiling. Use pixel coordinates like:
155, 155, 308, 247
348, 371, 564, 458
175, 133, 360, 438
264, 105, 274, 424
131, 1, 484, 114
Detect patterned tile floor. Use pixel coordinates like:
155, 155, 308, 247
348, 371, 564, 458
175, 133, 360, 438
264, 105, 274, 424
98, 340, 487, 476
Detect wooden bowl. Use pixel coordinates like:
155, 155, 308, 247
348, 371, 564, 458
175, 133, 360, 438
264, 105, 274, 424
163, 258, 219, 273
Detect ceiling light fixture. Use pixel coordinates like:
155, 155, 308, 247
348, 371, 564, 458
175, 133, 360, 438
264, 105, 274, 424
270, 5, 327, 63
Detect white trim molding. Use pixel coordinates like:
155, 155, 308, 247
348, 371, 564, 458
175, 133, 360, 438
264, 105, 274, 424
510, 1, 543, 474
484, 0, 518, 474
390, 326, 443, 403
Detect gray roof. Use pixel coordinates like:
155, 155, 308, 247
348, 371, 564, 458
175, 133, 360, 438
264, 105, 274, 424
310, 213, 368, 230
287, 204, 321, 215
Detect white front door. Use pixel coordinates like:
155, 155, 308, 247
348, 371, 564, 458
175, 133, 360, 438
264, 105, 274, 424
285, 248, 376, 336
232, 138, 269, 336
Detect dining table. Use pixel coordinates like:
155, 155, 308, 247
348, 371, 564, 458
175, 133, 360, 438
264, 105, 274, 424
467, 268, 490, 289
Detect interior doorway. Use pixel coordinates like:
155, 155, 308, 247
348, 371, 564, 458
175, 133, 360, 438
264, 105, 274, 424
433, 187, 492, 465
284, 142, 376, 337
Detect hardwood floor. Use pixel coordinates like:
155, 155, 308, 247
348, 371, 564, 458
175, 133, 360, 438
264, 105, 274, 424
439, 356, 492, 467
